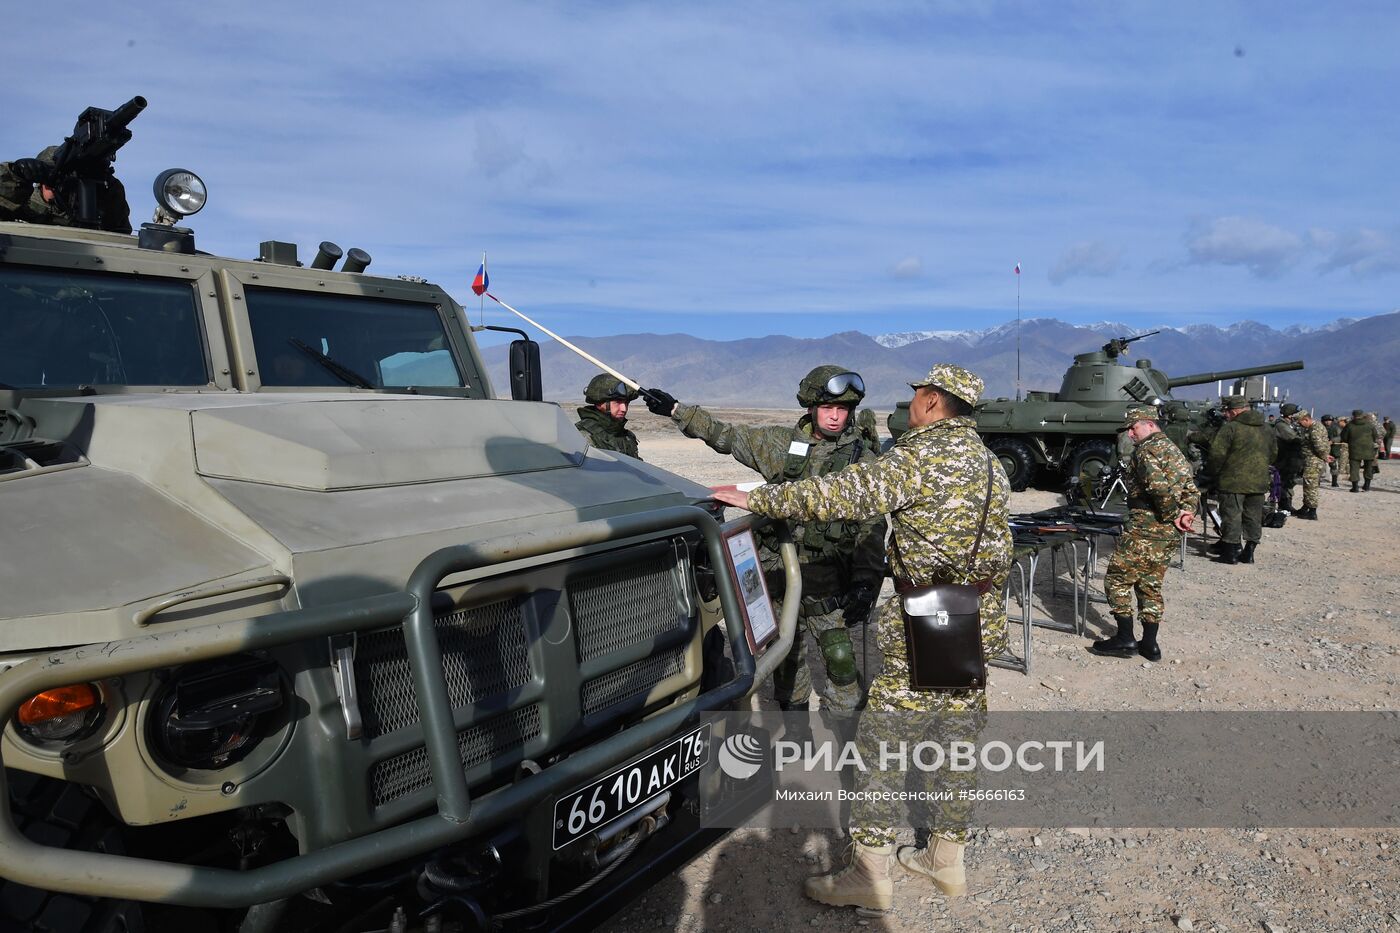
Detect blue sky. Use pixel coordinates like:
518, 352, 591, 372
5, 1, 1399, 342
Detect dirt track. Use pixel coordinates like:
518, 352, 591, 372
600, 408, 1400, 933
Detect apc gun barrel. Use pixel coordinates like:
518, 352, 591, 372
1166, 360, 1304, 388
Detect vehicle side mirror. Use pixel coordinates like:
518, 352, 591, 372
509, 339, 542, 401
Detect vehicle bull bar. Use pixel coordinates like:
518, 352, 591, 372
0, 505, 798, 908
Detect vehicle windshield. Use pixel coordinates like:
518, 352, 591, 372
246, 287, 466, 389
0, 265, 209, 388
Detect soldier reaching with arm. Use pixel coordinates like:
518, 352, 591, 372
1092, 406, 1197, 661
642, 366, 886, 713
1272, 402, 1304, 513
712, 364, 1012, 912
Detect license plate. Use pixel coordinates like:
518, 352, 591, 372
552, 722, 711, 849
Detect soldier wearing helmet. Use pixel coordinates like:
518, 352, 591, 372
641, 367, 886, 714
711, 363, 1012, 912
575, 374, 642, 459
0, 146, 132, 234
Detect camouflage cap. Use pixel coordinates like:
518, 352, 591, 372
583, 373, 639, 404
1121, 405, 1159, 427
1292, 408, 1312, 421
910, 363, 983, 407
1279, 402, 1299, 416
1222, 395, 1248, 409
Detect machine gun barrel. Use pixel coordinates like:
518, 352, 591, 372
1166, 359, 1304, 388
105, 96, 147, 133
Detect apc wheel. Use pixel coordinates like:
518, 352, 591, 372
1066, 439, 1117, 503
987, 438, 1035, 491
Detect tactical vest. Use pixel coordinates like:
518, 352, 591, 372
767, 422, 868, 562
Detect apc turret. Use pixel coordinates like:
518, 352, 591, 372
888, 331, 1304, 493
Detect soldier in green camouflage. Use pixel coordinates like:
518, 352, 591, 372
1342, 410, 1379, 491
1091, 405, 1197, 662
0, 147, 132, 234
642, 367, 886, 713
1206, 396, 1276, 565
1272, 402, 1305, 512
1323, 416, 1343, 487
1293, 410, 1330, 520
574, 374, 642, 459
712, 363, 1011, 912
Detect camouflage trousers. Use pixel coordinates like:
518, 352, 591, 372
770, 600, 862, 712
1103, 521, 1178, 623
849, 582, 1006, 848
1331, 445, 1347, 478
1301, 456, 1325, 509
1217, 492, 1264, 546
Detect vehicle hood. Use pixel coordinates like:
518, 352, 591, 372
0, 394, 714, 649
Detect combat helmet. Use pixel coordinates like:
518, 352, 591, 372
796, 365, 865, 407
584, 374, 639, 404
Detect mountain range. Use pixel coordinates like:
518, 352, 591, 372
483, 311, 1400, 418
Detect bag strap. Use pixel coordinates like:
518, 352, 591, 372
967, 451, 995, 569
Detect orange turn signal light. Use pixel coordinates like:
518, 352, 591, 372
17, 684, 101, 726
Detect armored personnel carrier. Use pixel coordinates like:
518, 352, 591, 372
889, 332, 1303, 491
0, 103, 796, 933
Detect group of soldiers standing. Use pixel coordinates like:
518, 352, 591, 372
569, 366, 1390, 915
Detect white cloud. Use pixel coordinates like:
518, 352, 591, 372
892, 256, 923, 279
1314, 228, 1400, 278
1185, 216, 1304, 279
1048, 241, 1125, 285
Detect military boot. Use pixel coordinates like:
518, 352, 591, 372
1213, 543, 1239, 564
1363, 476, 1372, 491
1137, 622, 1161, 662
1091, 614, 1138, 656
1296, 507, 1317, 520
896, 837, 967, 897
803, 841, 894, 910
1240, 541, 1257, 564
1351, 482, 1359, 493
1207, 540, 1226, 555
1331, 475, 1339, 487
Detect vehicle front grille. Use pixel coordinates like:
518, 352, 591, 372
581, 644, 689, 716
369, 704, 542, 807
354, 597, 531, 739
570, 552, 688, 662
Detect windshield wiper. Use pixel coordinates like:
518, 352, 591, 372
289, 339, 374, 389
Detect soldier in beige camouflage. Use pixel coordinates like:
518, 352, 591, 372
1091, 405, 1197, 663
1293, 410, 1330, 519
713, 363, 1011, 913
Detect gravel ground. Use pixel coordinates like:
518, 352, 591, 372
597, 407, 1399, 933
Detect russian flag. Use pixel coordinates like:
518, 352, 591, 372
471, 260, 489, 296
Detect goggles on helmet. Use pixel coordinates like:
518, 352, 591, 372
822, 372, 865, 399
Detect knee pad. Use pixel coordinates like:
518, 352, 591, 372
817, 628, 857, 686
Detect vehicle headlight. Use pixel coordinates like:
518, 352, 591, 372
148, 655, 284, 772
152, 168, 207, 217
16, 683, 106, 743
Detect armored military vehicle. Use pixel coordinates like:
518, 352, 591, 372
888, 332, 1303, 492
0, 104, 797, 933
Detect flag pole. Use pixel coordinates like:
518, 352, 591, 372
486, 292, 645, 391
478, 251, 486, 328
1015, 261, 1022, 401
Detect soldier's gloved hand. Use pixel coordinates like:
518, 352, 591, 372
843, 584, 877, 627
8, 158, 53, 185
642, 388, 677, 417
